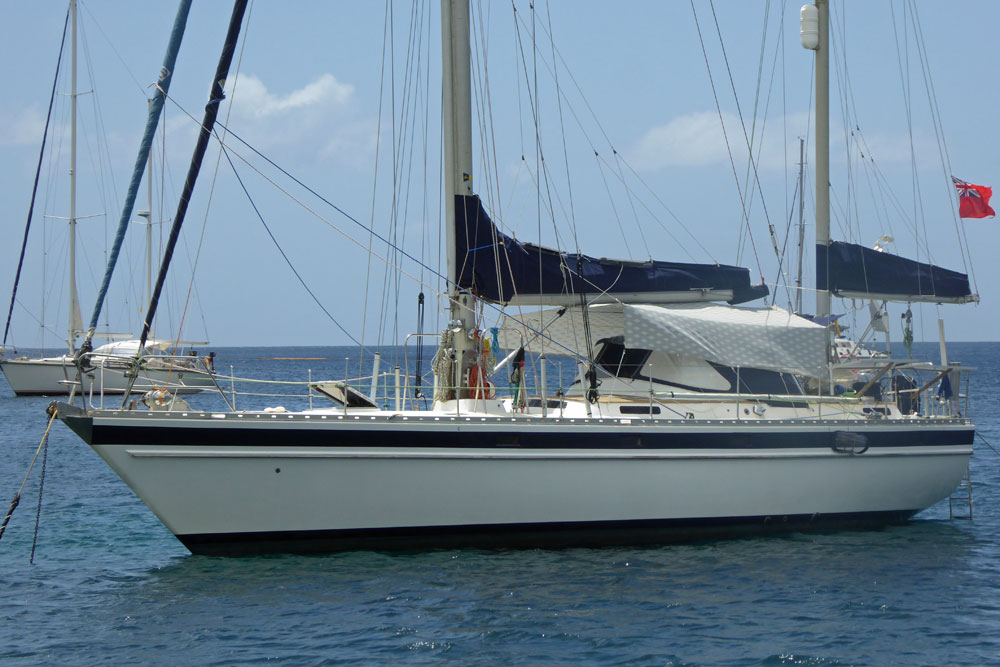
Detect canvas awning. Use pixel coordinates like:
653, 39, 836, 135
624, 303, 827, 377
497, 302, 827, 377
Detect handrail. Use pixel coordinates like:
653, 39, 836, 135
74, 351, 969, 422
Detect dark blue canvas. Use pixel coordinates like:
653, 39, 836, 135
817, 240, 973, 302
455, 195, 768, 305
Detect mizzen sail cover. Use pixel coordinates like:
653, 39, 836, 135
817, 241, 975, 304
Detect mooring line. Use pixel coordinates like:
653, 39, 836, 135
976, 432, 1000, 458
0, 408, 57, 545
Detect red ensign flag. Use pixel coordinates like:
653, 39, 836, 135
952, 176, 995, 219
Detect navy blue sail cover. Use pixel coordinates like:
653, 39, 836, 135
455, 195, 768, 305
816, 241, 973, 302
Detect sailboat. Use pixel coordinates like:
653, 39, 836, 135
0, 0, 216, 397
53, 0, 975, 556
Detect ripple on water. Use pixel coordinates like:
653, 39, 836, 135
1, 343, 1000, 664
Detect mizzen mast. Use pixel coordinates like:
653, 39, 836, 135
801, 0, 830, 319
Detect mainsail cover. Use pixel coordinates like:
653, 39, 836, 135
817, 241, 976, 304
456, 195, 768, 306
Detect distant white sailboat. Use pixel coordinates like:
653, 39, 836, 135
1, 0, 214, 397
55, 0, 975, 556
1, 340, 215, 397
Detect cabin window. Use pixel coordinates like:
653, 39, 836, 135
527, 398, 566, 409
619, 405, 661, 415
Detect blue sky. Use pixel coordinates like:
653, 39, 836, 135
1, 1, 997, 350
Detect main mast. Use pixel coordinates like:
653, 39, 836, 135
67, 0, 83, 352
435, 0, 477, 404
441, 0, 474, 330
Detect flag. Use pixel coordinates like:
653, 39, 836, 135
952, 176, 995, 218
938, 373, 954, 400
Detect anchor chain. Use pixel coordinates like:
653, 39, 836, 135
0, 405, 58, 548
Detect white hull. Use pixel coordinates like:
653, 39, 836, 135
60, 405, 973, 554
1, 356, 214, 396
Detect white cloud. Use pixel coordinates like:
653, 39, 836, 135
626, 110, 937, 172
0, 106, 46, 147
209, 72, 375, 168
627, 110, 734, 169
627, 110, 814, 171
229, 73, 354, 119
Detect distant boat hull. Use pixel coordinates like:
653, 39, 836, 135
1, 356, 214, 396
57, 405, 973, 555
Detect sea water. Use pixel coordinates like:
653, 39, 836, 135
1, 342, 998, 664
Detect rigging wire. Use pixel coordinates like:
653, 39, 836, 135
751, 3, 788, 288
3, 6, 70, 351
163, 91, 600, 365
78, 15, 123, 329
472, 0, 504, 221
507, 5, 569, 289
513, 3, 644, 261
390, 2, 429, 361
130, 0, 249, 386
804, 0, 980, 344
77, 2, 149, 99
735, 0, 771, 266
690, 0, 764, 281
375, 0, 398, 358
906, 0, 976, 289
415, 0, 434, 402
166, 0, 255, 358
151, 0, 360, 350
472, 1, 513, 316
706, 0, 774, 278
595, 154, 633, 257
360, 0, 393, 373
217, 140, 361, 346
828, 2, 857, 245
509, 6, 714, 260
779, 0, 789, 262
383, 0, 427, 366
543, 0, 579, 250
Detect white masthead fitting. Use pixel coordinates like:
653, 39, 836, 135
800, 4, 819, 50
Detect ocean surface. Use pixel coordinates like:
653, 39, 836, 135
1, 342, 999, 665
